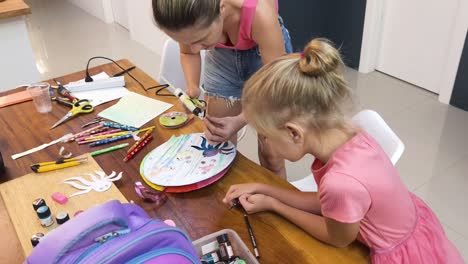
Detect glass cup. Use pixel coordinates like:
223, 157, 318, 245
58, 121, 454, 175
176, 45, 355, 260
27, 82, 52, 114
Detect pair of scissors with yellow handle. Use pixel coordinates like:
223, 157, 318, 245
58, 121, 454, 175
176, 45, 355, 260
50, 99, 94, 129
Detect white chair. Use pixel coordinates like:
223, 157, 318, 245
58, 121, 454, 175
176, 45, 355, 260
158, 38, 206, 96
159, 38, 247, 142
290, 109, 405, 192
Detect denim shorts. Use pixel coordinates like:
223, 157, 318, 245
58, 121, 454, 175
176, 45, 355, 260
203, 16, 293, 101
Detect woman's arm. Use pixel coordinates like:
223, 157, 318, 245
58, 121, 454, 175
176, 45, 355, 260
251, 1, 287, 65
179, 43, 202, 98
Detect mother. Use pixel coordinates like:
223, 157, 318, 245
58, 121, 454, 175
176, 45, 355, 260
152, 0, 293, 178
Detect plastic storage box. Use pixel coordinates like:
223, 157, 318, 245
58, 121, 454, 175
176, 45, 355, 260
192, 229, 260, 264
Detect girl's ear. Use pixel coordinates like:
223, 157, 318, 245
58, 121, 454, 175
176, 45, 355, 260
284, 122, 305, 144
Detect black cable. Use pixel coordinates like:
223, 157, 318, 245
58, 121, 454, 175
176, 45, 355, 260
147, 84, 174, 97
84, 56, 174, 96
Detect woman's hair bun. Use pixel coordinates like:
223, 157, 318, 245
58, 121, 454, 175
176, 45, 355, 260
299, 38, 343, 77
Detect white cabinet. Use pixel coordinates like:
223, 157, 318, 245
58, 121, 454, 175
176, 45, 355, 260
0, 16, 40, 91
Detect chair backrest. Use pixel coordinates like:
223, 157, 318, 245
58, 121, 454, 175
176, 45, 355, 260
158, 38, 206, 96
351, 110, 405, 165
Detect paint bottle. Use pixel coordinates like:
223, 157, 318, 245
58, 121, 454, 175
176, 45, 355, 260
56, 211, 70, 225
200, 250, 222, 264
36, 206, 54, 227
32, 198, 47, 211
31, 233, 45, 247
216, 234, 234, 261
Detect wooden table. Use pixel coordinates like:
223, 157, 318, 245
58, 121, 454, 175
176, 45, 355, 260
0, 59, 369, 263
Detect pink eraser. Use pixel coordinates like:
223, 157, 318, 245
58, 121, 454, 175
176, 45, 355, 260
51, 192, 68, 204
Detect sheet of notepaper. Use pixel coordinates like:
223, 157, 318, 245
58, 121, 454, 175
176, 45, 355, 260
65, 72, 129, 106
98, 91, 173, 128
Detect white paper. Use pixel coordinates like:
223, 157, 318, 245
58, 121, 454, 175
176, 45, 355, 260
98, 91, 173, 128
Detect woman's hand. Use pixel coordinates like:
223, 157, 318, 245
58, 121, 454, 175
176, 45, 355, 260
223, 183, 263, 206
239, 194, 278, 214
186, 85, 201, 99
204, 115, 245, 144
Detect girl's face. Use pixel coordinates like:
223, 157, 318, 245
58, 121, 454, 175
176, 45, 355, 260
260, 125, 307, 163
163, 18, 224, 53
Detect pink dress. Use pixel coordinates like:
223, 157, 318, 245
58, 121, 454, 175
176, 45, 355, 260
312, 131, 464, 263
215, 0, 278, 50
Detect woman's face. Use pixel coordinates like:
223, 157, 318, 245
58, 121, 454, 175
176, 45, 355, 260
163, 18, 224, 53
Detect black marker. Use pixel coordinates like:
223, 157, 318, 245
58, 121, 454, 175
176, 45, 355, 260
244, 214, 260, 258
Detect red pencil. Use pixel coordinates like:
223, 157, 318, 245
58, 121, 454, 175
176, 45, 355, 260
123, 135, 153, 162
127, 128, 153, 154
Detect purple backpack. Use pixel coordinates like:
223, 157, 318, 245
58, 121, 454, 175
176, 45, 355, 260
26, 200, 200, 264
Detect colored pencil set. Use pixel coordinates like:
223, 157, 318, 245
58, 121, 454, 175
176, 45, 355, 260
66, 121, 155, 159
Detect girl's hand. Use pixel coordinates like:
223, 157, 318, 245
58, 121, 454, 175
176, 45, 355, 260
204, 115, 244, 144
223, 183, 262, 205
239, 194, 277, 214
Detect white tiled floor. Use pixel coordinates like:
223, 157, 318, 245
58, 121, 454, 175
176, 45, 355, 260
23, 0, 468, 260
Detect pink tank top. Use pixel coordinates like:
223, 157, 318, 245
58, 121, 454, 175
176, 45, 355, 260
216, 0, 278, 50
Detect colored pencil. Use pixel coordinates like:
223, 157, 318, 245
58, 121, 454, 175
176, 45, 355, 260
90, 143, 129, 157
85, 126, 155, 141
76, 129, 121, 142
123, 135, 153, 162
89, 134, 133, 147
127, 128, 153, 154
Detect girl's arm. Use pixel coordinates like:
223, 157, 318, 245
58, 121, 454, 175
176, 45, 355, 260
179, 43, 202, 98
272, 199, 360, 248
251, 1, 287, 64
259, 184, 321, 214
224, 183, 321, 214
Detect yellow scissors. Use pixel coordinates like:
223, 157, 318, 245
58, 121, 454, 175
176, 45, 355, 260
50, 99, 94, 129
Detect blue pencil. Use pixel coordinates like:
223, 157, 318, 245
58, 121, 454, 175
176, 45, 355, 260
89, 134, 133, 147
102, 122, 138, 131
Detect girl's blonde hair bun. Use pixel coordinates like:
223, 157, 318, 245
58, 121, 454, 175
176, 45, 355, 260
299, 38, 343, 77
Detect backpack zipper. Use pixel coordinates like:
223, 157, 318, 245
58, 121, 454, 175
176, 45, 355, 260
96, 226, 192, 263
126, 247, 199, 264
55, 219, 128, 264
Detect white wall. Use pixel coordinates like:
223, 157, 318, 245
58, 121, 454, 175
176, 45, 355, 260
68, 0, 168, 57
67, 0, 114, 24
359, 0, 383, 74
127, 0, 168, 56
360, 0, 468, 104
0, 17, 40, 91
438, 0, 468, 104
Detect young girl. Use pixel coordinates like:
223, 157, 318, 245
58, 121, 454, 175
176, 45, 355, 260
152, 0, 292, 178
223, 39, 464, 263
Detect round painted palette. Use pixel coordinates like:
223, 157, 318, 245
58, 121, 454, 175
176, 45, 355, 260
140, 133, 236, 187
140, 165, 232, 193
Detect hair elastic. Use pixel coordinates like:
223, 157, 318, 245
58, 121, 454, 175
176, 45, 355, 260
300, 52, 305, 59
